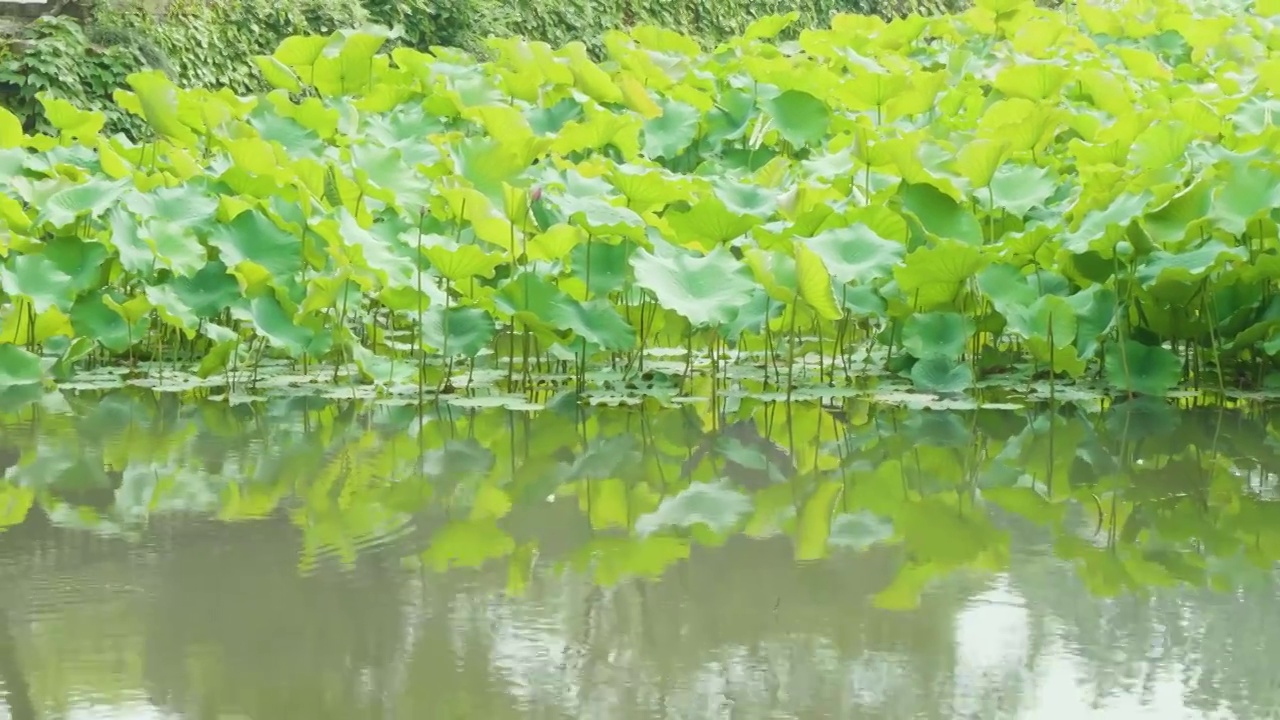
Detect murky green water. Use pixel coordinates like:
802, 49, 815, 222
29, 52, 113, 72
0, 390, 1277, 719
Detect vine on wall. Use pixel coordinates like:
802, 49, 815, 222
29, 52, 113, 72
0, 16, 150, 135
94, 0, 366, 94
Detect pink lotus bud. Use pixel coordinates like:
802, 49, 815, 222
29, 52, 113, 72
530, 186, 543, 202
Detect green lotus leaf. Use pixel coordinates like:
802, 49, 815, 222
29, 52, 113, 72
106, 208, 157, 276
1061, 191, 1152, 256
424, 243, 504, 285
1024, 338, 1088, 377
704, 88, 755, 147
631, 243, 756, 328
720, 287, 779, 339
762, 89, 829, 148
607, 165, 694, 213
273, 34, 329, 68
954, 139, 1009, 189
562, 42, 622, 104
70, 292, 148, 353
993, 61, 1069, 101
498, 273, 635, 351
254, 55, 303, 93
168, 262, 243, 319
977, 263, 1037, 317
0, 344, 44, 386
451, 137, 527, 200
38, 95, 105, 141
144, 219, 209, 277
43, 237, 107, 295
195, 339, 239, 377
742, 11, 799, 40
571, 240, 634, 297
144, 282, 200, 332
1130, 120, 1197, 173
121, 70, 198, 145
548, 297, 636, 352
806, 223, 905, 285
38, 178, 129, 229
902, 312, 971, 361
324, 211, 417, 289
123, 185, 219, 229
1207, 159, 1280, 236
1006, 294, 1076, 348
893, 240, 987, 310
307, 29, 389, 98
643, 98, 700, 160
1135, 240, 1246, 287
845, 70, 908, 110
248, 294, 325, 358
901, 182, 984, 246
909, 355, 973, 393
422, 305, 496, 358
350, 144, 436, 210
208, 208, 303, 279
350, 343, 417, 385
0, 108, 20, 149
1104, 340, 1181, 396
795, 244, 843, 321
1142, 177, 1213, 247
0, 255, 76, 313
50, 336, 95, 382
743, 248, 796, 304
712, 178, 778, 219
247, 109, 325, 156
841, 285, 887, 317
549, 194, 645, 238
663, 196, 759, 249
983, 164, 1060, 219
574, 535, 691, 587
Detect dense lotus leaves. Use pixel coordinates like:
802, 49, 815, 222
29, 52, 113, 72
806, 224, 905, 286
900, 183, 984, 246
0, 344, 44, 386
422, 306, 495, 358
901, 311, 971, 362
762, 90, 830, 148
37, 179, 129, 229
0, 1, 1279, 396
642, 98, 701, 159
1104, 340, 1183, 396
70, 292, 150, 353
631, 243, 755, 330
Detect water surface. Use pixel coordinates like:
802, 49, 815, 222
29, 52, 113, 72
0, 391, 1276, 719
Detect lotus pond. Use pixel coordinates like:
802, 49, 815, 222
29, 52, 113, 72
2, 0, 1280, 398
0, 390, 1277, 718
5, 0, 1280, 716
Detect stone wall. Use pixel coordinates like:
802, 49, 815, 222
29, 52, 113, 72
0, 0, 55, 20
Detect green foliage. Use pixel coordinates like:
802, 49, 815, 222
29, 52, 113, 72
1, 389, 1278, 612
94, 0, 367, 94
2, 0, 1280, 400
506, 0, 965, 50
0, 16, 151, 135
361, 0, 517, 53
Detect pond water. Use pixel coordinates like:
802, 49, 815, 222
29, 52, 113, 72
0, 390, 1276, 719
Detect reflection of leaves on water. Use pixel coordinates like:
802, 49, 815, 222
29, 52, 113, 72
0, 389, 1274, 610
828, 510, 895, 551
635, 480, 752, 537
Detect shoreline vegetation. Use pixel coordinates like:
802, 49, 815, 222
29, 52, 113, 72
0, 0, 1277, 404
